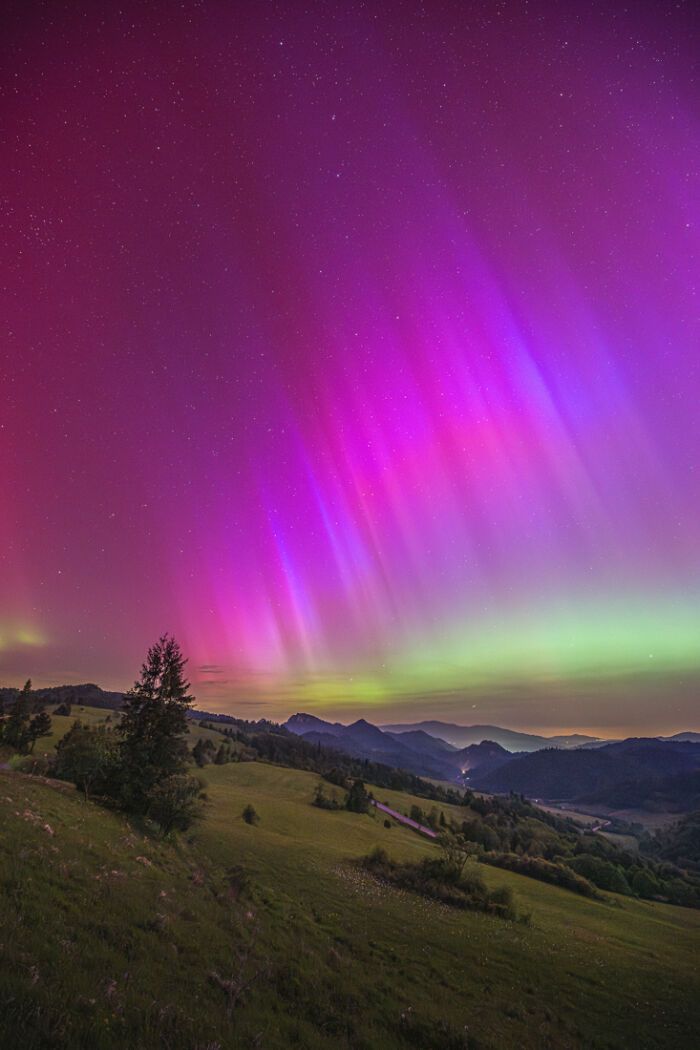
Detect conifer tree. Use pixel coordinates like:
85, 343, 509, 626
117, 635, 194, 812
345, 779, 371, 813
1, 679, 33, 749
25, 710, 52, 753
192, 738, 208, 767
0, 680, 52, 754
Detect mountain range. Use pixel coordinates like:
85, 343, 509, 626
284, 712, 517, 780
4, 683, 699, 813
379, 720, 601, 751
472, 738, 700, 806
285, 713, 700, 813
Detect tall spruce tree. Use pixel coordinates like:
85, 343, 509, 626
1, 679, 32, 749
0, 680, 51, 754
25, 710, 52, 753
117, 636, 194, 812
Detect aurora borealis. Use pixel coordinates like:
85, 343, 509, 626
2, 2, 699, 734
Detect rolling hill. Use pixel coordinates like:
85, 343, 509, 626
473, 738, 700, 811
285, 713, 459, 778
2, 748, 700, 1048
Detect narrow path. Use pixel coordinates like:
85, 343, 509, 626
371, 800, 438, 838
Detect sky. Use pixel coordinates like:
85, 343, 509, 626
2, 1, 699, 735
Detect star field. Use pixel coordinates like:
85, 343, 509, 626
1, 1, 699, 733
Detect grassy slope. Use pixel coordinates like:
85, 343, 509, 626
37, 705, 228, 754
2, 758, 699, 1049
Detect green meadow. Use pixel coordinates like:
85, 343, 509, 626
1, 714, 699, 1049
38, 706, 226, 753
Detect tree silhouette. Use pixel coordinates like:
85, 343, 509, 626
0, 680, 53, 755
117, 635, 194, 813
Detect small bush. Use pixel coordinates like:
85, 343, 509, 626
312, 782, 341, 810
10, 753, 53, 776
147, 775, 204, 834
345, 780, 371, 813
242, 803, 260, 825
53, 720, 119, 800
488, 884, 513, 908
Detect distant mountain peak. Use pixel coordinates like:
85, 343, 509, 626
285, 712, 343, 736
381, 720, 602, 752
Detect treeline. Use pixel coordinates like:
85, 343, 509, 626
433, 792, 700, 908
0, 682, 124, 713
200, 718, 467, 805
641, 810, 700, 873
582, 770, 700, 813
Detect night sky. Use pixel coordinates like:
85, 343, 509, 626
2, 1, 699, 734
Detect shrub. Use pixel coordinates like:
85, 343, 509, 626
54, 721, 119, 800
345, 780, 371, 814
631, 867, 660, 899
488, 884, 513, 909
242, 803, 260, 825
484, 852, 600, 899
361, 848, 517, 919
312, 782, 341, 810
146, 774, 204, 834
10, 754, 53, 776
568, 854, 631, 895
0, 680, 52, 755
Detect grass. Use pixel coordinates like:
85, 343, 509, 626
537, 804, 602, 826
1, 726, 699, 1048
34, 705, 228, 755
5, 718, 700, 1045
199, 763, 700, 1047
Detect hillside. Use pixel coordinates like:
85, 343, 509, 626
0, 682, 125, 712
645, 811, 700, 871
580, 770, 700, 814
2, 759, 700, 1049
454, 740, 514, 778
474, 739, 700, 810
285, 713, 459, 778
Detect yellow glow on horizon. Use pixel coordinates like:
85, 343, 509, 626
0, 623, 48, 651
